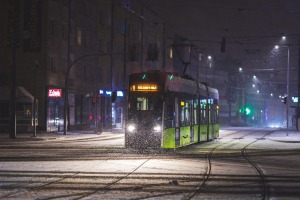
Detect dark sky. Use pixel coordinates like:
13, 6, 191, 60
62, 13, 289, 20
143, 0, 300, 64
143, 0, 300, 95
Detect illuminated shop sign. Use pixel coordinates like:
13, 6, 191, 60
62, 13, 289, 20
48, 89, 62, 98
99, 90, 112, 96
117, 91, 124, 97
292, 96, 298, 103
99, 89, 124, 97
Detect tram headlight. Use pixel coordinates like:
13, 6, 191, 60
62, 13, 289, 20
127, 124, 136, 132
153, 125, 161, 132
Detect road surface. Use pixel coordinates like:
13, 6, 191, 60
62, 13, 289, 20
0, 127, 300, 199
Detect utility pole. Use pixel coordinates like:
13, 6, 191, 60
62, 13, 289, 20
32, 61, 38, 137
110, 0, 115, 131
297, 39, 300, 131
64, 0, 72, 135
9, 0, 19, 139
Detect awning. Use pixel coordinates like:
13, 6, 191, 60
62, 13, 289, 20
0, 86, 36, 103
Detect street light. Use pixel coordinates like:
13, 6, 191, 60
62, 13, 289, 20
206, 55, 212, 83
274, 44, 290, 135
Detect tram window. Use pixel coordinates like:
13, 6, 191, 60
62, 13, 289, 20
166, 105, 174, 120
200, 106, 207, 124
180, 106, 185, 126
180, 101, 190, 126
193, 100, 198, 125
208, 104, 212, 123
185, 102, 190, 125
137, 97, 148, 110
165, 105, 174, 128
175, 98, 179, 127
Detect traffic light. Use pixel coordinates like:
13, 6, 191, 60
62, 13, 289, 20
239, 107, 251, 116
245, 107, 251, 116
112, 91, 117, 102
282, 96, 287, 104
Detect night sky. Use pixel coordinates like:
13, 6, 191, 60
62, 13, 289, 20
144, 0, 300, 96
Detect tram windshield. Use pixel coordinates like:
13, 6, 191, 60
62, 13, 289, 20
131, 96, 161, 111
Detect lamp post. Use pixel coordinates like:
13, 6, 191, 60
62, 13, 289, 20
275, 44, 290, 135
287, 46, 290, 135
206, 55, 212, 83
32, 61, 38, 137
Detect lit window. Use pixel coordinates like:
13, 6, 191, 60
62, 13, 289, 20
170, 48, 173, 59
77, 29, 82, 46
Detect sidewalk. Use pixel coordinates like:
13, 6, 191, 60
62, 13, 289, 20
266, 128, 300, 143
0, 128, 124, 142
1, 128, 300, 143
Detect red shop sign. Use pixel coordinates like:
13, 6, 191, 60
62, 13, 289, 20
48, 89, 62, 98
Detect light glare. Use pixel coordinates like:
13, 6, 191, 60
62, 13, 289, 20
127, 124, 136, 132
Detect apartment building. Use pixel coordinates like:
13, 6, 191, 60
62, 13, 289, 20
0, 0, 167, 133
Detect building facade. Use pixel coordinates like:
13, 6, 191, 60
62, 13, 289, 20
0, 0, 169, 133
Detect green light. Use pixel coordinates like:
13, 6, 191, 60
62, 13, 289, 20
245, 107, 251, 115
169, 74, 174, 80
142, 73, 146, 80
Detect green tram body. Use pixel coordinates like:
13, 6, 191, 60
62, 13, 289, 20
125, 71, 219, 149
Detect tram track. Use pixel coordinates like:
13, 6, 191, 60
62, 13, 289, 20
0, 128, 297, 199
129, 129, 267, 200
184, 129, 274, 200
0, 152, 126, 199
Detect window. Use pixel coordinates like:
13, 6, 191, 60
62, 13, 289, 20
83, 65, 87, 80
169, 48, 173, 60
137, 97, 148, 110
77, 29, 82, 46
146, 43, 159, 61
49, 19, 54, 36
200, 103, 207, 124
62, 24, 67, 39
48, 56, 57, 73
129, 44, 137, 61
99, 39, 102, 52
180, 101, 191, 126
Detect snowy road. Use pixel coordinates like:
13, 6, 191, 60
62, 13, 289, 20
0, 128, 300, 199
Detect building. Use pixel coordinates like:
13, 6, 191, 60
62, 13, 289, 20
0, 0, 167, 134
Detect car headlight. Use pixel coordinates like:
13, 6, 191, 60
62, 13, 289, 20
153, 125, 161, 132
127, 124, 136, 132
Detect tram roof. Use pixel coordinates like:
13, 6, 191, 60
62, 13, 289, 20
165, 75, 219, 100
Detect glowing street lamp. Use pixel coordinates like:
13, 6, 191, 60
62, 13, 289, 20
274, 43, 290, 135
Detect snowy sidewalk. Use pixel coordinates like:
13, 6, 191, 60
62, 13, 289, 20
0, 129, 123, 142
267, 129, 300, 143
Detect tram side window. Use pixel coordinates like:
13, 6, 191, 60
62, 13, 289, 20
211, 105, 219, 123
165, 105, 174, 128
194, 100, 198, 125
200, 105, 207, 124
211, 106, 215, 124
180, 101, 190, 126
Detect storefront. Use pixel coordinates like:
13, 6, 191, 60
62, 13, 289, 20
46, 88, 64, 132
0, 86, 37, 133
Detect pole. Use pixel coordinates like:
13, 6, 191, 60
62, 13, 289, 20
286, 46, 290, 136
110, 0, 115, 131
297, 40, 300, 131
9, 0, 18, 139
32, 61, 38, 137
64, 0, 71, 135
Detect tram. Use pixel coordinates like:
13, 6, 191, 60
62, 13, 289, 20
125, 71, 219, 149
